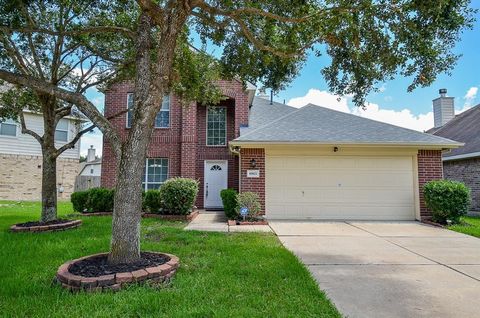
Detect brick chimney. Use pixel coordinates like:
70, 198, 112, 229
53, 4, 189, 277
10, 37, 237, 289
433, 89, 455, 128
87, 145, 96, 162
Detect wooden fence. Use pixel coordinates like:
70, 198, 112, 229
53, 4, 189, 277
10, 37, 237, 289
74, 176, 101, 192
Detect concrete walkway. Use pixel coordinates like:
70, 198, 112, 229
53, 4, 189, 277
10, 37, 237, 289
184, 211, 272, 233
270, 221, 480, 318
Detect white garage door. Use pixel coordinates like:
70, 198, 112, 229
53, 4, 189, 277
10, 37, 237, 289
266, 155, 415, 220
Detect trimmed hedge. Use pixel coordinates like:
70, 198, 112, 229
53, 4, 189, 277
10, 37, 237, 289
71, 190, 89, 212
71, 178, 198, 215
71, 187, 114, 213
221, 188, 238, 219
144, 190, 162, 213
424, 180, 471, 224
86, 188, 115, 212
159, 178, 199, 215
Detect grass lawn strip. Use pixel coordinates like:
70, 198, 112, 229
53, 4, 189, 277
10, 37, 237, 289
449, 216, 480, 238
0, 201, 340, 317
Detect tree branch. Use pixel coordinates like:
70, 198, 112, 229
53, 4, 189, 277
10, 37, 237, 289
193, 2, 318, 58
136, 0, 166, 27
0, 25, 136, 39
53, 123, 95, 158
19, 111, 43, 144
0, 69, 122, 159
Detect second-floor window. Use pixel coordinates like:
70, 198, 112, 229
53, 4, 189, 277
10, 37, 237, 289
127, 93, 170, 128
0, 119, 17, 136
206, 107, 227, 146
55, 120, 69, 142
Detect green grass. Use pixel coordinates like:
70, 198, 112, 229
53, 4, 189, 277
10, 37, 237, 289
0, 201, 339, 317
449, 216, 480, 238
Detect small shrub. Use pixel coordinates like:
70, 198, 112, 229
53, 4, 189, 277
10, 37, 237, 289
159, 178, 199, 215
236, 192, 262, 217
71, 190, 89, 212
85, 187, 115, 212
424, 180, 471, 224
144, 190, 162, 213
221, 188, 238, 219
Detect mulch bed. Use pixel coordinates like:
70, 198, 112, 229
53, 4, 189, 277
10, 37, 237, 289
10, 219, 82, 233
69, 252, 169, 277
80, 210, 199, 222
421, 219, 446, 228
57, 252, 179, 292
228, 219, 269, 226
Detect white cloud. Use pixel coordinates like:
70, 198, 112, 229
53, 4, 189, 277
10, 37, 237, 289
287, 89, 350, 113
287, 88, 434, 132
80, 129, 103, 157
463, 86, 478, 108
352, 103, 433, 132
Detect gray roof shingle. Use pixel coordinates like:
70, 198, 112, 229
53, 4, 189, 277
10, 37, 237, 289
430, 103, 480, 157
235, 103, 461, 147
245, 96, 297, 130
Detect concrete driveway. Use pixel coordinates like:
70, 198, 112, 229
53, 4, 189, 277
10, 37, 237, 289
270, 221, 480, 318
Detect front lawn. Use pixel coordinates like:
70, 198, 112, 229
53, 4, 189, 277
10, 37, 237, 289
0, 201, 339, 317
449, 216, 480, 238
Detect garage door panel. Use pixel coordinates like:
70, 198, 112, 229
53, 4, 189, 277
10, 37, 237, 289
354, 157, 413, 170
266, 155, 415, 220
269, 168, 413, 188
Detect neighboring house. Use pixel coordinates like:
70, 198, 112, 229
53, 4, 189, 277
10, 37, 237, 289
427, 89, 480, 212
79, 146, 102, 177
101, 80, 460, 221
75, 145, 101, 191
0, 111, 82, 200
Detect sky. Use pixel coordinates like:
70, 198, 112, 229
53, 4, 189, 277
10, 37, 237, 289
79, 3, 480, 157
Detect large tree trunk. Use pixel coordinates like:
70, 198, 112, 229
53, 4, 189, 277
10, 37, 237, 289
107, 11, 187, 264
40, 96, 59, 223
108, 137, 148, 263
41, 153, 57, 223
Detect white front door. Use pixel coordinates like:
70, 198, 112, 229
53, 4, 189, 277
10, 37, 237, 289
204, 160, 228, 209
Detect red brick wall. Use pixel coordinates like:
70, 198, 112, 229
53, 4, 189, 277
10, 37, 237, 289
100, 79, 248, 209
195, 99, 238, 208
239, 148, 265, 214
417, 150, 443, 220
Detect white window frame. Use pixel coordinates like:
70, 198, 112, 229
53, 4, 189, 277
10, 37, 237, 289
142, 158, 169, 191
0, 119, 17, 137
126, 93, 170, 129
206, 106, 227, 147
154, 95, 170, 128
55, 120, 69, 142
126, 93, 134, 128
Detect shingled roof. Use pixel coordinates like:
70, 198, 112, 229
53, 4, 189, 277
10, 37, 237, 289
242, 96, 297, 132
429, 103, 480, 159
234, 102, 461, 148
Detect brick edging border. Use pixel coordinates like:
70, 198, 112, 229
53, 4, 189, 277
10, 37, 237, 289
10, 220, 82, 233
79, 210, 199, 222
56, 252, 179, 292
143, 210, 199, 221
227, 220, 269, 226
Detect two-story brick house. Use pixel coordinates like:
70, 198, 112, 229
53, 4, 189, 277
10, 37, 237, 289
101, 80, 255, 209
102, 80, 461, 221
